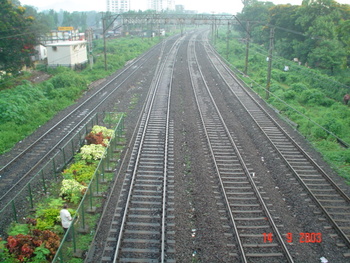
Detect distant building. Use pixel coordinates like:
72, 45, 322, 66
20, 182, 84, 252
148, 0, 175, 11
34, 45, 47, 61
107, 0, 130, 13
175, 4, 184, 12
46, 41, 88, 69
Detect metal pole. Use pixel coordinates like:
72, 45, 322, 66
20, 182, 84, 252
226, 22, 230, 60
103, 14, 108, 71
244, 21, 250, 75
266, 27, 274, 99
12, 200, 18, 223
41, 170, 47, 192
28, 183, 34, 209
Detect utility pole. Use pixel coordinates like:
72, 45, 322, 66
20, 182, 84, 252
87, 28, 93, 70
266, 27, 274, 100
226, 22, 230, 60
244, 21, 250, 75
101, 13, 121, 71
102, 13, 108, 71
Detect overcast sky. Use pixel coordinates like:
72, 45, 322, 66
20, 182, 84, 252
19, 0, 349, 14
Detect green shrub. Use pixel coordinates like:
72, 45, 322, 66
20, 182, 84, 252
298, 89, 324, 105
91, 125, 114, 137
63, 160, 97, 184
290, 83, 307, 93
79, 144, 106, 161
60, 179, 86, 204
272, 69, 287, 82
6, 230, 60, 262
310, 125, 328, 139
0, 82, 46, 123
282, 90, 296, 100
7, 224, 30, 236
35, 198, 65, 230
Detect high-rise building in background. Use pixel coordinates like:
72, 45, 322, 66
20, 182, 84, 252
107, 0, 130, 13
148, 0, 175, 12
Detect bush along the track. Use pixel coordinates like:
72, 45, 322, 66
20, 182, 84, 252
0, 124, 119, 263
0, 36, 159, 155
213, 30, 350, 182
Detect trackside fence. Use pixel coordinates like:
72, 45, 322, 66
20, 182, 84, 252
0, 112, 125, 262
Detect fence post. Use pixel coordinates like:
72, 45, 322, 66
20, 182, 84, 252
62, 148, 66, 165
78, 130, 83, 146
41, 170, 47, 192
81, 202, 86, 230
52, 159, 58, 181
12, 200, 18, 223
58, 248, 64, 263
28, 183, 34, 209
106, 146, 111, 171
72, 223, 77, 253
89, 188, 93, 210
95, 172, 100, 194
101, 159, 105, 182
71, 140, 75, 156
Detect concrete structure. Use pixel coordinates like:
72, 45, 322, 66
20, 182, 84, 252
34, 45, 47, 61
107, 0, 130, 13
148, 0, 175, 12
46, 41, 88, 69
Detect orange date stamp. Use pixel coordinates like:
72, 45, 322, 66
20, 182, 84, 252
263, 232, 322, 243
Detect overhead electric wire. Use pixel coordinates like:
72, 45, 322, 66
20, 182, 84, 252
220, 54, 350, 147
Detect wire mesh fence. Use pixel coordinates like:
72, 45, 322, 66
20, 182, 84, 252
0, 112, 125, 263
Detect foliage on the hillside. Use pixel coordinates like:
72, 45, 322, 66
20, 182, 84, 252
236, 0, 350, 75
0, 0, 40, 73
0, 36, 157, 154
214, 29, 350, 181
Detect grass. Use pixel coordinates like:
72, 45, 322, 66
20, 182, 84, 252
213, 30, 350, 183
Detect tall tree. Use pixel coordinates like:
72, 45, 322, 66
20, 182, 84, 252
236, 1, 274, 46
296, 0, 347, 71
0, 0, 39, 73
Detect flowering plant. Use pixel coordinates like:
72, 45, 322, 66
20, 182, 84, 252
79, 144, 106, 161
63, 160, 97, 183
91, 125, 114, 139
59, 179, 86, 204
6, 229, 60, 262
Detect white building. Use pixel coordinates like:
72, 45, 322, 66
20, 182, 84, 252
46, 41, 88, 69
148, 0, 175, 11
107, 0, 130, 13
34, 45, 47, 61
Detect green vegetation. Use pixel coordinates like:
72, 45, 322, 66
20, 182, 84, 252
0, 0, 41, 74
236, 0, 350, 77
213, 28, 350, 182
0, 36, 159, 154
0, 123, 123, 262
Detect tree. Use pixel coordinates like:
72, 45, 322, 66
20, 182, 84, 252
236, 1, 274, 46
308, 39, 346, 73
295, 0, 347, 71
0, 0, 40, 73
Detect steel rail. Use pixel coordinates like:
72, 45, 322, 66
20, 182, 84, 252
0, 43, 156, 174
0, 40, 169, 205
203, 35, 350, 248
87, 39, 171, 262
189, 32, 295, 262
111, 35, 181, 263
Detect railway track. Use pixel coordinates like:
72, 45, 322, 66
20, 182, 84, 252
0, 38, 172, 209
98, 33, 183, 263
200, 32, 350, 250
188, 33, 294, 262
